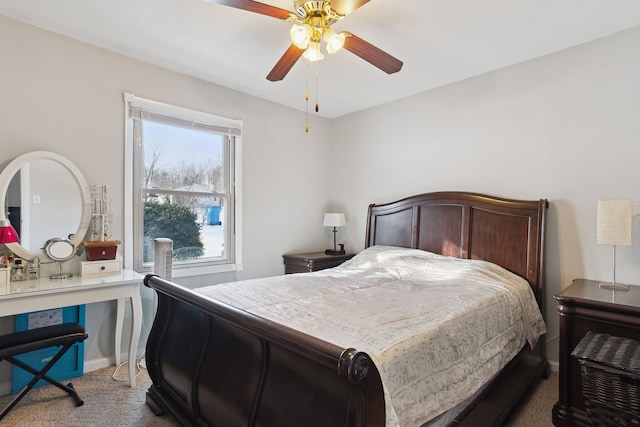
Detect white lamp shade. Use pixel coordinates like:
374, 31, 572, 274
323, 213, 346, 227
303, 41, 324, 62
597, 199, 632, 246
323, 28, 345, 54
290, 24, 311, 49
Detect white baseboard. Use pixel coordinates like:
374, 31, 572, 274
83, 356, 114, 373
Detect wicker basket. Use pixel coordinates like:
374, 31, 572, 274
572, 332, 640, 426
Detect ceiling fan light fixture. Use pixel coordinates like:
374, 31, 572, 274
303, 41, 324, 62
208, 0, 403, 82
323, 27, 345, 54
290, 23, 312, 49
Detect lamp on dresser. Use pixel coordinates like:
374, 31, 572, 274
323, 213, 346, 255
0, 219, 19, 244
597, 199, 632, 291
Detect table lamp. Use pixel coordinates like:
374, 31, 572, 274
597, 199, 632, 291
0, 219, 19, 244
323, 213, 346, 255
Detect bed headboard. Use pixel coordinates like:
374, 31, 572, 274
365, 191, 548, 306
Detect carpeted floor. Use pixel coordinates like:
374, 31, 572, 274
0, 364, 178, 426
505, 370, 558, 426
0, 365, 558, 426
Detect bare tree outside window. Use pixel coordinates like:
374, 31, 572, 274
141, 122, 228, 265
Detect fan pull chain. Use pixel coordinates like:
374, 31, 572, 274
305, 59, 309, 133
315, 59, 319, 113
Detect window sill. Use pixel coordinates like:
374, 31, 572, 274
170, 262, 243, 278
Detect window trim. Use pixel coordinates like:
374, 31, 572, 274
123, 92, 243, 277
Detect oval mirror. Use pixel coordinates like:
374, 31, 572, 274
0, 151, 91, 261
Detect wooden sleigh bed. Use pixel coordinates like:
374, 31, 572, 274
143, 191, 549, 426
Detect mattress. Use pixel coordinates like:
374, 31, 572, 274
195, 245, 546, 426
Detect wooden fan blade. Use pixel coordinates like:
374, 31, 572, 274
205, 0, 291, 20
342, 32, 403, 74
330, 0, 371, 16
266, 44, 305, 81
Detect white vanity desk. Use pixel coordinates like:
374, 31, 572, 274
0, 269, 143, 387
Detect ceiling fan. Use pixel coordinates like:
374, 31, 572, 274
205, 0, 403, 81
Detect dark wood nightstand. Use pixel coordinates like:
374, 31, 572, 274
553, 278, 640, 426
282, 252, 355, 274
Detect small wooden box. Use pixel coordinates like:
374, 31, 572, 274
83, 241, 120, 261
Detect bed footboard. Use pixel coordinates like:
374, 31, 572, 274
143, 274, 385, 427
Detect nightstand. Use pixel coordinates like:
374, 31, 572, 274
282, 252, 355, 274
553, 278, 640, 426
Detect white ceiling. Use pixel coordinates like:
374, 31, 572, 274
1, 0, 640, 118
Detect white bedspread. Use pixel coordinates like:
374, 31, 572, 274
195, 245, 546, 426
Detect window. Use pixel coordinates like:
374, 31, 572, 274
124, 93, 242, 276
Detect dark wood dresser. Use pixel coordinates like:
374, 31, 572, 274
282, 251, 354, 274
553, 278, 640, 426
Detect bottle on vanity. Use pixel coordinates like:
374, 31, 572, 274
10, 258, 26, 281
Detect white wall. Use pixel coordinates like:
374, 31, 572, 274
330, 25, 640, 364
0, 15, 335, 390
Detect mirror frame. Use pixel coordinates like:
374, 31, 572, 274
0, 151, 91, 261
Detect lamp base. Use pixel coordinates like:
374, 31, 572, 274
325, 249, 345, 256
599, 282, 629, 291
